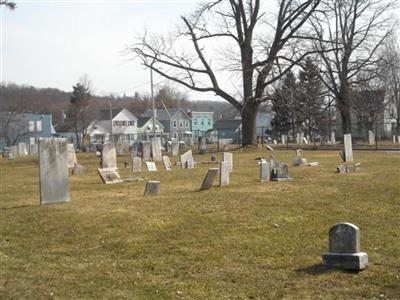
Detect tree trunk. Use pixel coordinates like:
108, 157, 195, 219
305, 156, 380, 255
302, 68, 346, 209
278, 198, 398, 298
241, 102, 259, 146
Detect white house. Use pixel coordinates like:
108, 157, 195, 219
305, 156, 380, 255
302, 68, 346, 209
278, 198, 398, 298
87, 108, 138, 144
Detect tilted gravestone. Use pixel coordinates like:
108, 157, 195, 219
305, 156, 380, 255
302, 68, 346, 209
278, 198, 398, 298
67, 143, 77, 168
101, 143, 117, 169
181, 150, 194, 169
72, 163, 87, 176
343, 134, 353, 162
97, 168, 123, 184
200, 168, 218, 190
322, 223, 368, 270
151, 137, 162, 162
39, 138, 69, 205
292, 157, 307, 166
141, 141, 152, 162
219, 161, 230, 187
368, 130, 375, 145
259, 161, 270, 182
162, 155, 172, 171
144, 180, 160, 196
131, 156, 142, 172
146, 161, 157, 172
171, 140, 180, 157
222, 152, 233, 172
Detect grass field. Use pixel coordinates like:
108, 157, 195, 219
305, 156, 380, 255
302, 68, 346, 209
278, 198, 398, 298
1, 149, 399, 299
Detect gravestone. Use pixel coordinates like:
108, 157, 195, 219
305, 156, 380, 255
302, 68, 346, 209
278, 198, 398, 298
272, 163, 290, 180
67, 143, 77, 168
300, 132, 304, 145
181, 150, 194, 169
116, 142, 124, 156
18, 142, 28, 157
219, 161, 230, 187
39, 138, 69, 205
72, 163, 87, 176
398, 135, 400, 144
222, 152, 233, 172
171, 140, 180, 157
130, 141, 140, 157
296, 133, 300, 144
146, 161, 157, 172
198, 137, 207, 154
281, 135, 287, 144
273, 140, 277, 145
162, 155, 172, 171
144, 180, 160, 196
331, 132, 336, 144
10, 145, 18, 158
259, 161, 270, 182
368, 130, 375, 145
131, 156, 142, 172
322, 223, 368, 270
200, 168, 218, 190
292, 157, 307, 166
101, 143, 117, 169
29, 144, 38, 156
266, 145, 274, 151
307, 161, 319, 167
295, 149, 302, 156
97, 168, 123, 184
343, 134, 353, 162
151, 137, 162, 162
393, 135, 396, 143
141, 141, 151, 162
303, 137, 309, 144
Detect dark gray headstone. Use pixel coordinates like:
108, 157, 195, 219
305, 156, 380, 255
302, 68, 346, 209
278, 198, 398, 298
200, 168, 218, 190
322, 223, 368, 270
144, 180, 160, 196
39, 138, 69, 205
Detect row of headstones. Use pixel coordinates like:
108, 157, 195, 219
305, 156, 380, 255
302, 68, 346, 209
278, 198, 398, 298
280, 132, 336, 145
3, 142, 38, 159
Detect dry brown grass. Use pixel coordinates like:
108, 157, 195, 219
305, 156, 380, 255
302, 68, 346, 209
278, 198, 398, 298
1, 149, 399, 299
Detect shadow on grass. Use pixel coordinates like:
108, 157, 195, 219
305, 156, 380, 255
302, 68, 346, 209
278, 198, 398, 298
296, 264, 361, 275
0, 204, 36, 211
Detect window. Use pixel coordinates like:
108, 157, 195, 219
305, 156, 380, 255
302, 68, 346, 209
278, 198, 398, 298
179, 120, 184, 128
36, 120, 42, 132
185, 120, 189, 128
208, 118, 211, 126
194, 118, 198, 126
122, 121, 127, 126
200, 118, 204, 126
173, 120, 177, 128
173, 132, 177, 138
29, 121, 34, 132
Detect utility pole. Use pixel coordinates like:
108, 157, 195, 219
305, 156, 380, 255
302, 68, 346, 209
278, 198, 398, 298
150, 65, 156, 140
109, 100, 113, 143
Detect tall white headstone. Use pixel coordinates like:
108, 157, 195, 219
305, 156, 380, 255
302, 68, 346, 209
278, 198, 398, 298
67, 143, 77, 168
39, 138, 69, 205
151, 137, 162, 162
101, 143, 117, 169
343, 134, 353, 162
220, 161, 230, 187
331, 132, 336, 144
222, 152, 233, 172
368, 130, 375, 145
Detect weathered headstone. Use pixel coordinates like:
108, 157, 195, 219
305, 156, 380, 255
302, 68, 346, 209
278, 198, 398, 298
146, 161, 157, 172
130, 141, 140, 157
10, 145, 18, 158
97, 168, 123, 184
296, 133, 300, 144
72, 163, 87, 176
303, 137, 309, 144
101, 143, 117, 169
141, 141, 151, 161
181, 150, 194, 169
295, 149, 302, 156
292, 157, 307, 166
300, 132, 304, 145
393, 135, 396, 144
198, 137, 207, 154
307, 161, 319, 167
131, 156, 142, 172
200, 168, 218, 190
116, 142, 124, 156
171, 140, 180, 157
273, 140, 277, 145
281, 134, 287, 145
398, 135, 400, 144
222, 152, 233, 172
67, 143, 77, 168
39, 138, 69, 205
368, 130, 375, 145
220, 161, 230, 187
18, 142, 28, 157
259, 161, 270, 182
162, 155, 172, 171
144, 180, 160, 196
343, 134, 353, 162
331, 132, 336, 144
151, 137, 162, 162
272, 163, 290, 180
322, 223, 368, 270
29, 144, 38, 156
266, 145, 274, 151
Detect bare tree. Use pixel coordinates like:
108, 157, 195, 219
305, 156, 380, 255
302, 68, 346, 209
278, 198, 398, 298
311, 0, 397, 135
0, 0, 16, 10
130, 0, 321, 145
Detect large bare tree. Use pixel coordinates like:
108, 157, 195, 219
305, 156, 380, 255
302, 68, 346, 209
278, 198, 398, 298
130, 0, 321, 145
311, 0, 397, 135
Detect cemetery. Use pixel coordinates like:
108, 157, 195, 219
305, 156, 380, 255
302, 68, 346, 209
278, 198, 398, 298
1, 141, 399, 299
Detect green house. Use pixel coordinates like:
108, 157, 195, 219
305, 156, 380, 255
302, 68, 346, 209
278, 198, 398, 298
190, 111, 214, 138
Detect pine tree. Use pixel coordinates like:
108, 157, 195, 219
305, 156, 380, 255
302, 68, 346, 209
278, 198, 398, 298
69, 82, 91, 149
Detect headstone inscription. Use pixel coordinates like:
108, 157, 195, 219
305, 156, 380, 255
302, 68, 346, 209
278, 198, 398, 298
39, 138, 69, 205
101, 143, 117, 169
322, 223, 368, 270
144, 181, 160, 196
146, 161, 157, 172
200, 168, 219, 190
220, 161, 230, 187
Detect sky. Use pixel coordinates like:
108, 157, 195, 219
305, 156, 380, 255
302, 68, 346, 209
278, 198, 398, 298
1, 0, 400, 101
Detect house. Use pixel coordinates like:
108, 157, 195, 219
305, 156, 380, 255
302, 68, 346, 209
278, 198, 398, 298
0, 112, 55, 150
54, 121, 80, 148
87, 108, 138, 144
141, 108, 191, 139
213, 119, 242, 144
137, 117, 165, 140
256, 111, 273, 138
190, 111, 214, 138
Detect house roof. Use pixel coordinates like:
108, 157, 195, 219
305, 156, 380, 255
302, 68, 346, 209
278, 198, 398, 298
142, 108, 190, 121
98, 108, 124, 121
214, 119, 242, 129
